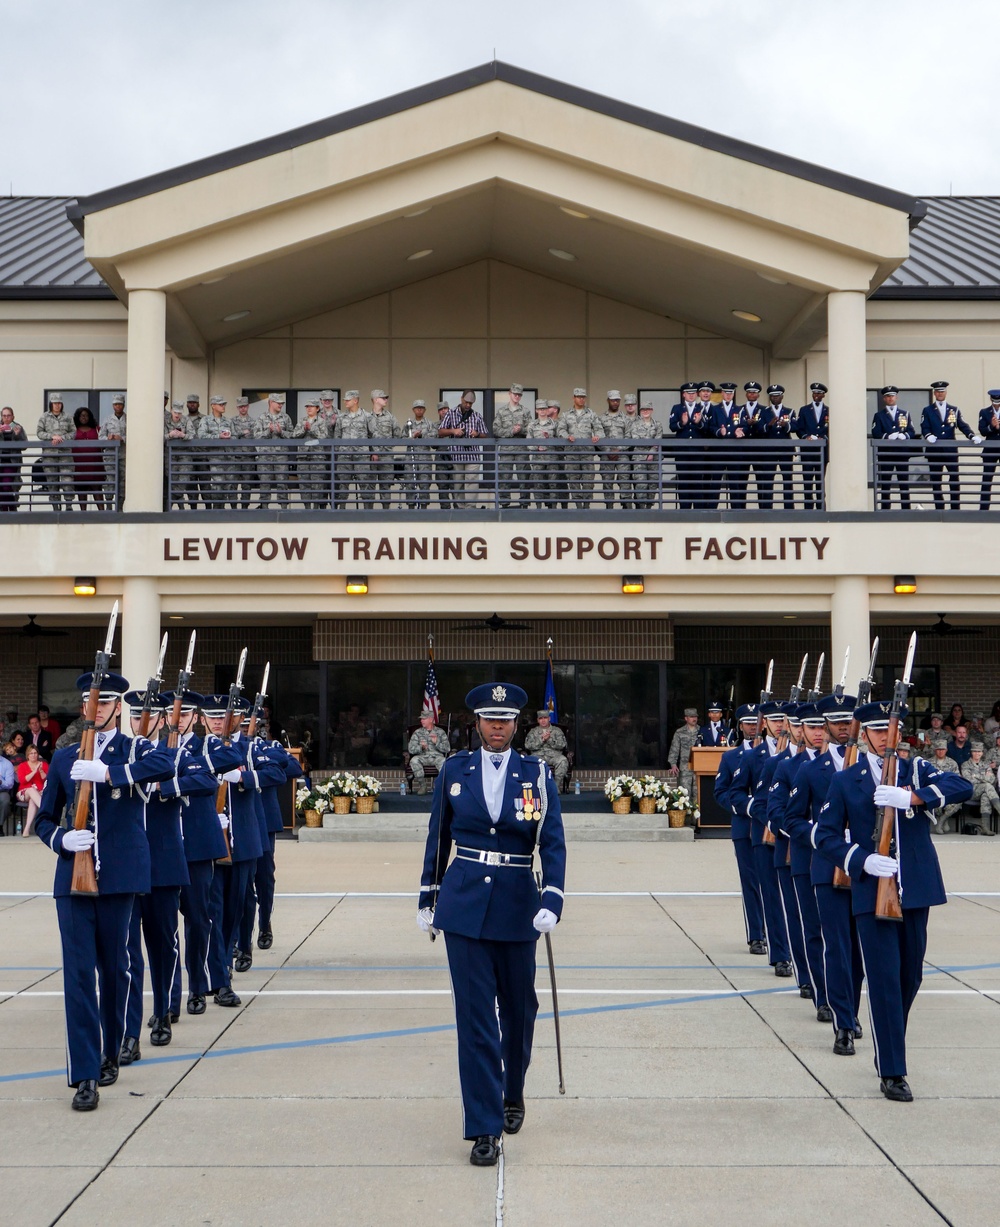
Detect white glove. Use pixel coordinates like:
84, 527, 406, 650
222, 768, 243, 784
924, 434, 937, 444
218, 813, 230, 830
62, 828, 95, 852
864, 853, 898, 878
70, 759, 108, 783
874, 784, 912, 809
416, 907, 439, 936
533, 908, 558, 933
973, 435, 985, 445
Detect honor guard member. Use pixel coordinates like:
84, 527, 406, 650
920, 380, 982, 511
871, 386, 917, 511
493, 384, 531, 508
407, 708, 451, 795
292, 399, 331, 510
333, 391, 371, 509
367, 389, 403, 509
98, 393, 126, 510
700, 703, 730, 747
713, 705, 767, 955
418, 683, 566, 1167
794, 382, 829, 512
119, 690, 193, 1058
524, 709, 570, 792
405, 399, 436, 510
960, 742, 1000, 834
35, 393, 74, 512
253, 393, 294, 509
556, 388, 602, 509
319, 389, 338, 432
709, 382, 751, 510
977, 388, 1000, 510
525, 399, 559, 510
33, 671, 175, 1110
785, 693, 864, 1054
742, 381, 764, 506
667, 708, 701, 800
630, 400, 662, 510
813, 700, 971, 1101
768, 702, 834, 1022
198, 395, 233, 511
597, 390, 631, 510
692, 381, 723, 509
668, 382, 705, 511
753, 385, 795, 511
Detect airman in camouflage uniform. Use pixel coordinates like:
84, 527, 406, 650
524, 710, 570, 790
927, 739, 964, 832
406, 710, 451, 794
556, 388, 603, 509
404, 400, 435, 510
597, 390, 632, 509
164, 403, 191, 510
982, 731, 1000, 777
333, 391, 371, 509
35, 394, 73, 511
179, 393, 206, 508
492, 383, 531, 508
630, 401, 664, 510
960, 743, 1000, 834
98, 393, 126, 510
198, 396, 235, 510
253, 393, 294, 508
229, 396, 257, 509
367, 390, 403, 509
526, 400, 560, 509
319, 389, 338, 434
668, 708, 702, 801
433, 402, 453, 509
292, 400, 331, 509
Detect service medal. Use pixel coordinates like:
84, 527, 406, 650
522, 785, 536, 821
450, 782, 461, 796
111, 788, 122, 800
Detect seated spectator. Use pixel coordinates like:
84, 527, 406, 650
961, 743, 1000, 835
0, 406, 27, 511
943, 703, 967, 734
24, 713, 53, 761
37, 705, 60, 741
927, 739, 962, 833
948, 723, 972, 766
0, 752, 14, 834
969, 711, 987, 739
917, 711, 946, 754
406, 708, 450, 795
71, 406, 104, 510
15, 745, 47, 836
4, 730, 26, 766
524, 709, 570, 791
984, 701, 1000, 738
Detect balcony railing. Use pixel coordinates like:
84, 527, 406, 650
870, 439, 1000, 512
0, 440, 121, 513
163, 438, 828, 514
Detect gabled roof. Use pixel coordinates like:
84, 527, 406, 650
0, 197, 112, 299
873, 197, 1000, 298
71, 61, 924, 222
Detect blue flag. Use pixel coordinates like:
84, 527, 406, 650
544, 653, 558, 724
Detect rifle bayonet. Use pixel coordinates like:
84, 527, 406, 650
835, 647, 850, 699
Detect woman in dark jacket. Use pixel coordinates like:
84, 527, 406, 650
0, 406, 28, 510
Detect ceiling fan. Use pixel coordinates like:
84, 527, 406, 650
447, 612, 532, 634
15, 615, 69, 638
926, 613, 979, 638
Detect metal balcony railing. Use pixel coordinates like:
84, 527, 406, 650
870, 439, 1000, 512
0, 440, 121, 513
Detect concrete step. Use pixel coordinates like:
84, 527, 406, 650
296, 810, 695, 843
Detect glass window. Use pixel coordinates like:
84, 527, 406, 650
576, 663, 660, 768
271, 666, 321, 767
875, 664, 939, 736
328, 664, 408, 768
637, 389, 679, 427
38, 666, 88, 729
867, 388, 926, 432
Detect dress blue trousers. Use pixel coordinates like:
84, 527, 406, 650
814, 881, 864, 1033
855, 907, 929, 1079
791, 873, 829, 1009
731, 836, 764, 944
124, 887, 181, 1037
752, 842, 790, 964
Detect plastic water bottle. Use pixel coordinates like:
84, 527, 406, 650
15, 818, 22, 835
574, 780, 581, 796
399, 780, 407, 796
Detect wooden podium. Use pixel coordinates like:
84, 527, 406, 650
283, 747, 305, 830
691, 745, 729, 829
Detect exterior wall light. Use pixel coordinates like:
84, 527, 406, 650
622, 576, 644, 594
346, 576, 369, 595
73, 577, 97, 596
893, 575, 917, 594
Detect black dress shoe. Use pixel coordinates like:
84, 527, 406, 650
118, 1036, 142, 1065
149, 1017, 172, 1047
234, 949, 253, 973
214, 986, 241, 1007
469, 1135, 501, 1166
168, 1011, 180, 1024
257, 929, 273, 950
853, 1020, 864, 1039
880, 1076, 913, 1102
503, 1100, 525, 1134
98, 1057, 119, 1086
799, 984, 814, 1000
72, 1080, 100, 1111
774, 961, 793, 978
833, 1028, 856, 1056
187, 993, 207, 1015
748, 939, 768, 955
816, 1005, 834, 1023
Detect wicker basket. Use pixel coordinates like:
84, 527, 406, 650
332, 795, 352, 815
355, 796, 376, 814
668, 808, 686, 828
612, 797, 632, 814
638, 797, 656, 815
304, 809, 322, 828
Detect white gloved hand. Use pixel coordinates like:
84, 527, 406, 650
218, 813, 230, 830
874, 784, 912, 809
62, 828, 96, 852
222, 768, 243, 784
533, 908, 558, 933
973, 435, 985, 445
924, 434, 937, 444
864, 853, 898, 878
70, 759, 108, 783
416, 907, 439, 936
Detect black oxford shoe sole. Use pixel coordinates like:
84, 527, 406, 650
469, 1136, 501, 1166
72, 1082, 100, 1111
187, 994, 206, 1015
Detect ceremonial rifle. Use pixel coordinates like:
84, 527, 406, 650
69, 601, 119, 896
834, 640, 877, 889
834, 648, 850, 700
777, 654, 809, 861
247, 662, 270, 741
758, 659, 777, 844
166, 631, 197, 750
215, 648, 248, 865
726, 683, 736, 745
807, 652, 825, 703
874, 632, 916, 922
138, 633, 168, 738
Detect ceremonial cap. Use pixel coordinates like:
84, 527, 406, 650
744, 381, 762, 392
855, 700, 907, 729
930, 380, 949, 389
881, 386, 899, 396
124, 689, 166, 716
680, 382, 697, 393
735, 703, 759, 722
76, 671, 128, 699
719, 382, 737, 392
767, 384, 785, 395
159, 689, 204, 712
818, 693, 857, 722
796, 703, 824, 725
810, 382, 828, 394
697, 381, 716, 392
708, 701, 722, 711
466, 682, 528, 719
759, 700, 784, 717
989, 390, 1000, 402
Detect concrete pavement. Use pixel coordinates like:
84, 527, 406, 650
2, 834, 999, 1226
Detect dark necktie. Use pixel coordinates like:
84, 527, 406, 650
491, 755, 503, 770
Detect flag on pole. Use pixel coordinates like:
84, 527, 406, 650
544, 641, 558, 724
423, 643, 441, 724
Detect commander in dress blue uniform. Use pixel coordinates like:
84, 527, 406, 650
871, 386, 917, 511
793, 382, 829, 511
977, 388, 1000, 510
813, 700, 972, 1101
33, 671, 175, 1110
699, 703, 730, 747
920, 380, 982, 511
418, 683, 566, 1167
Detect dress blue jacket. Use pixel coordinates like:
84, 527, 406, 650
769, 747, 819, 877
754, 742, 794, 862
813, 755, 971, 914
783, 747, 845, 884
252, 739, 303, 834
669, 402, 709, 438
978, 407, 1000, 440
222, 733, 285, 862
699, 721, 730, 747
871, 407, 917, 440
920, 402, 975, 442
34, 732, 176, 897
150, 742, 231, 883
705, 404, 750, 439
173, 734, 243, 862
419, 749, 566, 942
714, 741, 753, 840
793, 403, 829, 440
752, 406, 793, 438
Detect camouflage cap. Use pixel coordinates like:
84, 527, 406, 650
932, 736, 949, 749
236, 396, 249, 407
572, 387, 587, 397
510, 383, 523, 394
268, 392, 285, 403
344, 390, 360, 401
640, 400, 654, 411
319, 389, 335, 399
210, 395, 227, 405
48, 393, 64, 404
607, 390, 622, 400
171, 401, 184, 411
548, 399, 561, 409
437, 401, 449, 411
303, 398, 320, 408
111, 393, 125, 405
970, 739, 985, 750
186, 393, 201, 402
623, 394, 637, 405
411, 399, 426, 408
684, 707, 699, 717
371, 389, 388, 400
534, 399, 547, 409
536, 709, 552, 719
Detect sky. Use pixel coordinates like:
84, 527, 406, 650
5, 0, 999, 199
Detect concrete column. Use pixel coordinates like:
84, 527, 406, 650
826, 289, 869, 512
830, 575, 870, 690
124, 288, 167, 513
121, 576, 160, 687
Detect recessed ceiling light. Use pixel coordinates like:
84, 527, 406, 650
732, 309, 762, 323
222, 309, 251, 322
404, 207, 431, 218
560, 206, 589, 220
202, 275, 228, 285
783, 614, 797, 620
757, 272, 787, 286
407, 249, 434, 261
168, 614, 184, 620
549, 248, 576, 261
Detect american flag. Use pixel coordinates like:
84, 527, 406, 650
423, 648, 441, 724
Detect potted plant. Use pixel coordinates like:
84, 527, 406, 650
604, 773, 642, 814
296, 782, 329, 828
666, 785, 699, 828
353, 773, 382, 814
327, 770, 357, 814
637, 775, 667, 815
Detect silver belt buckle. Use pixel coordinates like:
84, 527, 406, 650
484, 851, 501, 867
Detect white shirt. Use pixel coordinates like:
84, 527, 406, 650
866, 751, 884, 780
95, 730, 114, 760
830, 744, 846, 772
480, 746, 511, 822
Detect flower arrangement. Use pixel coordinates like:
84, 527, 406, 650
666, 785, 700, 821
326, 771, 358, 797
637, 775, 668, 800
295, 782, 331, 815
353, 773, 382, 798
604, 774, 643, 802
